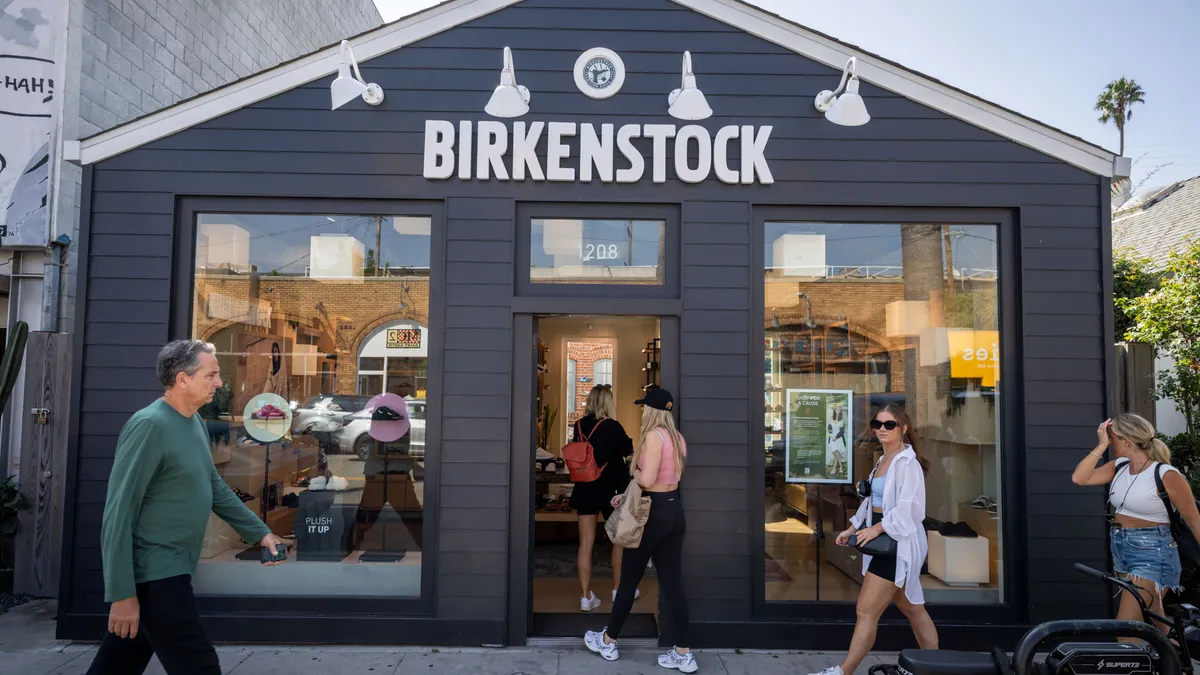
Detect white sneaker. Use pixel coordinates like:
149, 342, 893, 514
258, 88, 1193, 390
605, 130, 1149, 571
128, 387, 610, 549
580, 591, 601, 612
659, 648, 698, 673
585, 629, 619, 661
614, 583, 643, 598
809, 666, 844, 675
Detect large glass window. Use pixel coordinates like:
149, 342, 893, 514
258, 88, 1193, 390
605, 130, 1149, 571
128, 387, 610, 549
192, 213, 431, 597
763, 221, 1002, 605
530, 218, 665, 284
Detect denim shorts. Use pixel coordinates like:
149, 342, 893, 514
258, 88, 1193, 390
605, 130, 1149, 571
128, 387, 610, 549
1110, 524, 1182, 594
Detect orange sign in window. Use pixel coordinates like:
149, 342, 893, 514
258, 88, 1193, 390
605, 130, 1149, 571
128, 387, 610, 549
386, 328, 422, 349
947, 329, 999, 388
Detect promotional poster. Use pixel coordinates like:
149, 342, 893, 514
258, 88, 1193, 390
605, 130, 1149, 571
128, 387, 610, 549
785, 389, 853, 484
1, 0, 55, 247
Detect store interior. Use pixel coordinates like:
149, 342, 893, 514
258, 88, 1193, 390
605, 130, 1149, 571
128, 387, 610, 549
530, 315, 662, 636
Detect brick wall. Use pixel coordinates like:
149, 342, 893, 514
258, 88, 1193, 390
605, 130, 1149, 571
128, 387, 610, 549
564, 341, 614, 434
191, 273, 431, 403
79, 0, 381, 135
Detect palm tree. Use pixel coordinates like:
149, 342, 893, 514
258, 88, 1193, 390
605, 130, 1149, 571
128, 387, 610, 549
1095, 77, 1145, 155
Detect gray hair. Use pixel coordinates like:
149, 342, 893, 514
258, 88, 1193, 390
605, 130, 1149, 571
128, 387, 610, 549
157, 339, 216, 388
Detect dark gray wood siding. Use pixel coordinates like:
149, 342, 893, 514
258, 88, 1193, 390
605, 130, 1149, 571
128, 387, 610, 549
65, 0, 1109, 638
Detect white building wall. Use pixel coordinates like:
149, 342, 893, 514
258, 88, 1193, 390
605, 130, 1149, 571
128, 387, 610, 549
1156, 354, 1189, 437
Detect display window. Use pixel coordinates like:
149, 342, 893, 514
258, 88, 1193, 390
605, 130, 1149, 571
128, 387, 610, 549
761, 220, 1003, 605
190, 212, 432, 598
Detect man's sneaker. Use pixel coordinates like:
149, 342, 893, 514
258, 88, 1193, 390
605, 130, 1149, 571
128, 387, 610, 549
659, 648, 698, 673
809, 667, 844, 675
584, 629, 619, 661
580, 591, 601, 612
612, 588, 641, 602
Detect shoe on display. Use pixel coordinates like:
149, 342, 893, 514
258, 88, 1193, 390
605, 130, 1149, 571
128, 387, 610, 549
612, 588, 641, 602
371, 405, 404, 422
584, 629, 619, 661
251, 404, 286, 420
659, 648, 698, 673
581, 591, 601, 612
971, 495, 996, 510
308, 476, 328, 491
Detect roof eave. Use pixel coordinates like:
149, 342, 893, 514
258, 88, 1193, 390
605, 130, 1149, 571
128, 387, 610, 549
77, 0, 1124, 178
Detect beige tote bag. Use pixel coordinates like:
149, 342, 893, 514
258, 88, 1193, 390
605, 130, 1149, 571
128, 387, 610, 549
606, 471, 652, 548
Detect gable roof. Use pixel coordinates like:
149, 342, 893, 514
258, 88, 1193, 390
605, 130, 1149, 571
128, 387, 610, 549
1112, 175, 1200, 268
71, 0, 1126, 178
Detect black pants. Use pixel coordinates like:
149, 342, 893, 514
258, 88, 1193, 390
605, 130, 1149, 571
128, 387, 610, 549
86, 575, 220, 675
608, 489, 689, 647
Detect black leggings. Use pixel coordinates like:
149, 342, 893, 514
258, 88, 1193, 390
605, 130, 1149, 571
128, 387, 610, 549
86, 575, 220, 675
608, 489, 689, 647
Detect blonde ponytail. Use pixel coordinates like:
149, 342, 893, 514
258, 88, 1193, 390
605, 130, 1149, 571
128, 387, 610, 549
1148, 437, 1172, 465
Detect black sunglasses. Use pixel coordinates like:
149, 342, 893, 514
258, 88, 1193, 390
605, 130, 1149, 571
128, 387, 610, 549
870, 420, 899, 430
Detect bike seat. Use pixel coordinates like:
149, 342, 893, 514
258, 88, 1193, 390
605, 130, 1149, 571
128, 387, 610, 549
898, 649, 999, 675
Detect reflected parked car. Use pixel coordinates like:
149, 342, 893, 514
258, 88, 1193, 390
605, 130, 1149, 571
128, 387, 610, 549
291, 394, 372, 435
336, 399, 426, 460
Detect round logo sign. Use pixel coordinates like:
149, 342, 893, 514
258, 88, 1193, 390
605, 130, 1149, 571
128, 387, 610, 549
575, 48, 625, 100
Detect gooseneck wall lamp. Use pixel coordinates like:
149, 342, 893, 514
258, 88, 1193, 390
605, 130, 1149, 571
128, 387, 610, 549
485, 47, 531, 118
331, 40, 385, 110
668, 51, 713, 121
814, 57, 870, 126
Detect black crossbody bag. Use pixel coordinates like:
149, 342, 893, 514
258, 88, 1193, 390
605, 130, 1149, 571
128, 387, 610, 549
853, 457, 898, 558
1152, 465, 1200, 569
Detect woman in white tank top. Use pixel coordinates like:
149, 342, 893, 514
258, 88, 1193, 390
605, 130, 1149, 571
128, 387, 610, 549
1072, 413, 1200, 631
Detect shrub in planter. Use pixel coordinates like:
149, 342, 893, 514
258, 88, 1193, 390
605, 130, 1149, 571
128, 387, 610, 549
0, 475, 28, 594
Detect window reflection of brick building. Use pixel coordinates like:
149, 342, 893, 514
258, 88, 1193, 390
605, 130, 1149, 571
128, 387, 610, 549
193, 272, 431, 407
564, 342, 614, 434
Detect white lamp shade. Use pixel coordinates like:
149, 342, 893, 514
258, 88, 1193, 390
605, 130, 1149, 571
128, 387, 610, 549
485, 84, 530, 118
825, 78, 870, 126
669, 87, 712, 120
331, 67, 368, 110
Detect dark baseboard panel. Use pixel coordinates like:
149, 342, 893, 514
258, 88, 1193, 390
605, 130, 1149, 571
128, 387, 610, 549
58, 613, 506, 646
688, 620, 1030, 651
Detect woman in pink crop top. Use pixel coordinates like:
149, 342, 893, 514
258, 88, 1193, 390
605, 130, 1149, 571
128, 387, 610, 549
585, 387, 697, 673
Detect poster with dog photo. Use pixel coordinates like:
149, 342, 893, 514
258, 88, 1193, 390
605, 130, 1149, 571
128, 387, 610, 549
785, 389, 853, 484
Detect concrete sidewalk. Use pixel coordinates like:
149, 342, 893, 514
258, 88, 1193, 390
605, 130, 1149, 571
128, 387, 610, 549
2, 601, 896, 675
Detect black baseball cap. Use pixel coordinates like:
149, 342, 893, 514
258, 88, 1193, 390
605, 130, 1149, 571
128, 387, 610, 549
635, 387, 674, 411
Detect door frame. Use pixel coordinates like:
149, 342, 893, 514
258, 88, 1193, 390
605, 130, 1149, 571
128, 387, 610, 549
507, 304, 682, 645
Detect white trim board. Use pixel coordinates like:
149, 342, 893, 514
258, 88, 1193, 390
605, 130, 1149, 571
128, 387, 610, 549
77, 0, 1125, 178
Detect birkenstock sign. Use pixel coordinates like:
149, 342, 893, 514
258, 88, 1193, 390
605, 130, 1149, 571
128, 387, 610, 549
422, 120, 775, 185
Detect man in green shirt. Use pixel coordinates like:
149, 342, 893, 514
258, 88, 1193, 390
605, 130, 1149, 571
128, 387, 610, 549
86, 340, 286, 675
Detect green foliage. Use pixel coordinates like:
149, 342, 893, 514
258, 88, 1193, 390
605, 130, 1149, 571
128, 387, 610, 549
1112, 249, 1158, 339
1161, 433, 1200, 492
1095, 77, 1146, 154
1125, 241, 1200, 433
943, 287, 998, 330
0, 476, 28, 537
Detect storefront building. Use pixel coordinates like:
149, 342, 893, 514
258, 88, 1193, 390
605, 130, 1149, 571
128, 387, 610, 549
58, 0, 1128, 649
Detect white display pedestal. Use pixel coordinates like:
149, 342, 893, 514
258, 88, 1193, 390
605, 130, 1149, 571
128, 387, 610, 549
927, 531, 989, 585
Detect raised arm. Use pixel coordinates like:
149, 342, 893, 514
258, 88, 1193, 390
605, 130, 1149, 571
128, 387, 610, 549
1072, 420, 1118, 486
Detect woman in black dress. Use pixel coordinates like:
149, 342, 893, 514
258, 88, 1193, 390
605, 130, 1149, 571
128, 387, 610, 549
571, 384, 637, 612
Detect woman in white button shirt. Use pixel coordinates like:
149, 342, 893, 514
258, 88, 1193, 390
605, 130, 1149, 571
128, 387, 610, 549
1072, 413, 1200, 632
811, 404, 938, 675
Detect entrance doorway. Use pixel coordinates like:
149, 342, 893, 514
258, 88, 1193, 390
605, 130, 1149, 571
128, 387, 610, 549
528, 315, 662, 638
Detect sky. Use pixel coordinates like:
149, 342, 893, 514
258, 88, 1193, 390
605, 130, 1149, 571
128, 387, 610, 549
373, 0, 1199, 192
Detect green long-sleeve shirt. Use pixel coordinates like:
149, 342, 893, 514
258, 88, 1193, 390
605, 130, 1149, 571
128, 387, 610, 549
101, 398, 271, 602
